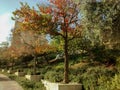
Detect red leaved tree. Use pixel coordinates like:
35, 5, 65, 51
13, 0, 82, 83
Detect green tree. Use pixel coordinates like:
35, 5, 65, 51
81, 0, 120, 48
50, 36, 64, 52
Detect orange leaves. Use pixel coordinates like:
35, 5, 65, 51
39, 6, 52, 14
49, 0, 66, 9
35, 44, 55, 54
46, 8, 52, 14
13, 0, 81, 41
31, 10, 38, 17
54, 0, 62, 9
24, 18, 29, 22
7, 46, 20, 59
39, 7, 46, 13
65, 18, 69, 25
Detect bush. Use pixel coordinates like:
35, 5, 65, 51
88, 45, 120, 65
89, 45, 106, 63
21, 80, 35, 89
108, 74, 120, 90
19, 79, 46, 90
81, 66, 117, 90
44, 70, 63, 82
54, 63, 64, 72
69, 54, 82, 65
40, 66, 52, 75
97, 73, 120, 90
69, 65, 117, 90
116, 57, 120, 69
8, 74, 17, 80
8, 74, 45, 90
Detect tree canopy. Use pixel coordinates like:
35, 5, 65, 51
81, 0, 120, 48
13, 0, 82, 83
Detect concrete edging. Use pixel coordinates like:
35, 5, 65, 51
41, 80, 82, 90
15, 72, 25, 76
25, 74, 41, 81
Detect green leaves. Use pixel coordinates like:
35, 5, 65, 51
81, 0, 120, 48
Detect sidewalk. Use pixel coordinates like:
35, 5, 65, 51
0, 74, 23, 90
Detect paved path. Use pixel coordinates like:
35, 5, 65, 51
0, 74, 23, 90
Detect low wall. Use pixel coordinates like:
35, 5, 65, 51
25, 75, 41, 81
15, 72, 25, 76
7, 70, 15, 74
41, 80, 82, 90
2, 69, 5, 72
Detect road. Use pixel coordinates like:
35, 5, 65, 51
0, 74, 23, 90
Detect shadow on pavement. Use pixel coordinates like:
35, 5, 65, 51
0, 77, 12, 81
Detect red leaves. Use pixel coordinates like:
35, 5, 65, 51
13, 0, 81, 39
65, 18, 69, 24
39, 7, 52, 14
49, 0, 67, 9
24, 18, 29, 22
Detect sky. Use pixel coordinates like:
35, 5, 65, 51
0, 0, 47, 43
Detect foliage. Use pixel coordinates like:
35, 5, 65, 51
81, 66, 116, 90
43, 61, 118, 90
44, 70, 63, 82
13, 0, 82, 83
88, 45, 120, 65
68, 37, 89, 54
44, 63, 64, 82
90, 73, 120, 90
116, 56, 120, 70
81, 0, 120, 48
8, 74, 17, 80
11, 23, 54, 55
8, 74, 45, 90
10, 21, 56, 74
50, 36, 64, 51
69, 65, 117, 90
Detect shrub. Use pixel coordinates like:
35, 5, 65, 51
116, 57, 120, 69
96, 73, 120, 90
69, 65, 117, 90
21, 80, 35, 89
86, 44, 120, 65
69, 54, 82, 65
8, 74, 45, 90
44, 70, 63, 82
8, 74, 17, 80
89, 45, 106, 63
40, 65, 52, 75
54, 63, 64, 72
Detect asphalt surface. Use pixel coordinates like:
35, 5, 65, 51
0, 74, 23, 90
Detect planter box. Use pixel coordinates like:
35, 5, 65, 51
15, 72, 25, 76
2, 69, 5, 72
7, 70, 12, 74
25, 74, 41, 81
41, 80, 82, 90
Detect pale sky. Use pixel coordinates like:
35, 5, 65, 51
0, 0, 47, 43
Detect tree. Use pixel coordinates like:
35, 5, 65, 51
11, 20, 55, 74
50, 36, 64, 52
81, 0, 120, 49
0, 44, 9, 68
13, 0, 82, 83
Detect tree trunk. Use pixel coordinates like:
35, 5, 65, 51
44, 54, 49, 64
11, 59, 14, 70
33, 55, 37, 75
64, 38, 69, 83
